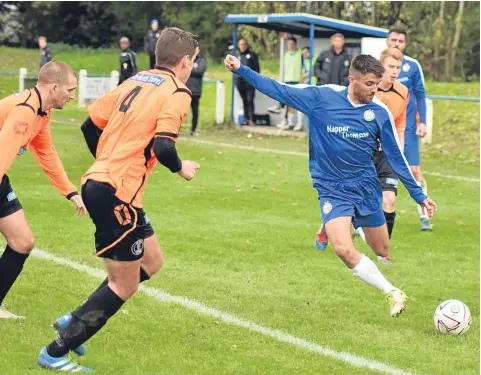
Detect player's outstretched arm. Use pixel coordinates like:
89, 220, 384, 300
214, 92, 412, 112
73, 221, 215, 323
153, 137, 199, 181
29, 124, 86, 216
224, 54, 319, 116
155, 90, 199, 181
380, 118, 432, 206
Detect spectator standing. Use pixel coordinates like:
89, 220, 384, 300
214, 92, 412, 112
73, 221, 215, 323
38, 36, 52, 69
186, 46, 206, 136
278, 36, 303, 130
144, 19, 161, 69
297, 46, 317, 131
236, 39, 260, 125
314, 33, 351, 86
300, 46, 316, 84
118, 37, 137, 85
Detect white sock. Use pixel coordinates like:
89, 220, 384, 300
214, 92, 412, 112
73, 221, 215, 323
352, 254, 395, 294
416, 180, 429, 219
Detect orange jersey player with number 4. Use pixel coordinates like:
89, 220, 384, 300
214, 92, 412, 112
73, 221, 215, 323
0, 61, 86, 321
316, 48, 410, 264
38, 28, 200, 372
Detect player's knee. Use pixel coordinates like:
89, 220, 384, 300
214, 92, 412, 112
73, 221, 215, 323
9, 236, 35, 254
383, 195, 396, 212
331, 242, 357, 266
143, 238, 164, 276
152, 250, 164, 274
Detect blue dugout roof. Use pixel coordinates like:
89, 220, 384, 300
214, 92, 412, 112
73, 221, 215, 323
224, 13, 389, 39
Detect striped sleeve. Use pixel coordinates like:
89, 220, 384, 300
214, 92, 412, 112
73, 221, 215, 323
235, 64, 321, 116
408, 57, 427, 124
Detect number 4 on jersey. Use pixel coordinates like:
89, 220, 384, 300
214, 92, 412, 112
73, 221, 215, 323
119, 86, 142, 113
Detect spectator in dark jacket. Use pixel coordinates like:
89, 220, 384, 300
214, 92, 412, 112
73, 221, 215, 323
144, 19, 161, 69
186, 47, 206, 136
38, 36, 52, 68
314, 33, 351, 86
236, 38, 260, 125
118, 37, 137, 85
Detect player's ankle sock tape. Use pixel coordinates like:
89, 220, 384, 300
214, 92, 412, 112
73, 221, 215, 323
49, 286, 125, 357
383, 211, 396, 239
0, 245, 29, 305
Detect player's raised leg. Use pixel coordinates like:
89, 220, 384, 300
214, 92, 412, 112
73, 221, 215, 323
362, 223, 407, 316
53, 218, 163, 357
362, 223, 391, 264
0, 206, 35, 319
326, 216, 406, 317
40, 257, 141, 372
315, 224, 328, 250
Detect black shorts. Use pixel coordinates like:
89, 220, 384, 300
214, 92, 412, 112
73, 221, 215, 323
82, 180, 155, 261
0, 175, 23, 219
373, 150, 398, 194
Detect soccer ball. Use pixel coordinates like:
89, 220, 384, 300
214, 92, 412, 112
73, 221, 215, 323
434, 299, 471, 335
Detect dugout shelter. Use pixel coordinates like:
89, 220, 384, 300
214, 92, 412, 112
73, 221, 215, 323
224, 13, 389, 125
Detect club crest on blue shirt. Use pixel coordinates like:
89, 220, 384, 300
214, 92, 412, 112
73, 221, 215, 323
322, 201, 333, 215
363, 109, 375, 121
402, 63, 411, 72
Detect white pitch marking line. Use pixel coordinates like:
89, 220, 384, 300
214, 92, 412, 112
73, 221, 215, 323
184, 139, 480, 183
32, 248, 434, 375
51, 119, 479, 183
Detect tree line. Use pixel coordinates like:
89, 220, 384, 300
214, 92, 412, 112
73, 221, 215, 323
0, 1, 478, 81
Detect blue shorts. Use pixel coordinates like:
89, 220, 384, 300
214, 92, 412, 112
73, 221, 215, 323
404, 131, 420, 166
313, 178, 386, 229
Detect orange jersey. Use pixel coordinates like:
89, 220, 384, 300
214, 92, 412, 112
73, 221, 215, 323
83, 68, 192, 208
0, 88, 77, 197
375, 81, 409, 133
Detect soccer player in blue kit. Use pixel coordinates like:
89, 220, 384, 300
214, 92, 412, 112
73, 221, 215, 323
224, 53, 437, 317
387, 27, 432, 231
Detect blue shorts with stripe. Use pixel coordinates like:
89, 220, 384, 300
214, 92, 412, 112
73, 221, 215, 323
313, 177, 386, 229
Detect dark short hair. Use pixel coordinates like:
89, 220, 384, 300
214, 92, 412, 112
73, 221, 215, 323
388, 27, 407, 37
349, 55, 385, 78
331, 33, 344, 40
302, 46, 310, 51
155, 27, 199, 68
288, 36, 297, 43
